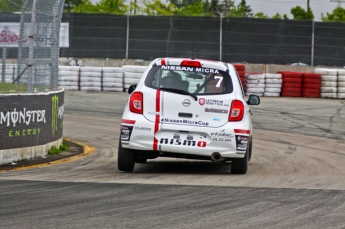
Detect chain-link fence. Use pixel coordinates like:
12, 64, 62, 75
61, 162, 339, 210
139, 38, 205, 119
0, 0, 64, 94
60, 14, 345, 67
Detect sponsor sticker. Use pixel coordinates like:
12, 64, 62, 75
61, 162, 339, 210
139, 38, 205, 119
211, 131, 233, 138
206, 99, 224, 106
199, 98, 205, 106
205, 108, 228, 114
160, 138, 207, 147
235, 135, 248, 151
134, 126, 151, 131
121, 125, 133, 141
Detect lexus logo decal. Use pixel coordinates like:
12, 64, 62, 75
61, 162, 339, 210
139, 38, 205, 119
182, 99, 191, 107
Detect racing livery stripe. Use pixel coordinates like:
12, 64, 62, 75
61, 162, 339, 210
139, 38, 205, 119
122, 119, 136, 124
234, 129, 250, 134
153, 90, 161, 150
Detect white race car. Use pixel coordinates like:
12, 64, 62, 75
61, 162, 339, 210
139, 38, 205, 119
119, 58, 260, 174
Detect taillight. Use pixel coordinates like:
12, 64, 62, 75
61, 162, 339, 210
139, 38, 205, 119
181, 60, 202, 67
229, 100, 244, 122
129, 92, 143, 114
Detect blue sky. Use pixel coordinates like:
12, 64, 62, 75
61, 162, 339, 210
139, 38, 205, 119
91, 0, 339, 21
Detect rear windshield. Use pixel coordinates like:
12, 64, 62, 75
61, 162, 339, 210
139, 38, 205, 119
144, 65, 233, 95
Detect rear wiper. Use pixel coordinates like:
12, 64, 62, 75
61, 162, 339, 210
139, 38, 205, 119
159, 87, 198, 101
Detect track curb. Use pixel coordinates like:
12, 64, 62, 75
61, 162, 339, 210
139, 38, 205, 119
0, 137, 96, 172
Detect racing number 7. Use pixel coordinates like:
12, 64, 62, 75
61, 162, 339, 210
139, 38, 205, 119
214, 76, 223, 87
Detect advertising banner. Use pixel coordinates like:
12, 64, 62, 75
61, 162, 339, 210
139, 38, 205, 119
0, 90, 64, 150
0, 22, 69, 48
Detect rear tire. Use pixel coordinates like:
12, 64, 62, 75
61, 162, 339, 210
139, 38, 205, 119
248, 138, 252, 162
117, 138, 135, 172
231, 147, 249, 174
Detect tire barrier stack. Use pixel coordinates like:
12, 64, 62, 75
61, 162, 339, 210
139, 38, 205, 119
58, 66, 80, 91
55, 65, 345, 100
79, 67, 102, 91
0, 64, 17, 83
264, 73, 282, 97
233, 64, 246, 89
58, 66, 144, 92
278, 71, 303, 97
245, 73, 265, 96
315, 68, 338, 99
102, 67, 123, 92
337, 70, 345, 99
302, 73, 321, 98
122, 65, 147, 91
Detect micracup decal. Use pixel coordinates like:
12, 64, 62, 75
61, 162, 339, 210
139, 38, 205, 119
161, 118, 209, 126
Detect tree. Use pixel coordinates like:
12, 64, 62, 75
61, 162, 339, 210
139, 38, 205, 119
72, 0, 128, 14
229, 0, 253, 17
141, 0, 178, 16
271, 13, 282, 19
207, 0, 221, 16
0, 0, 24, 12
290, 6, 314, 20
322, 7, 345, 22
72, 0, 100, 13
64, 0, 83, 12
178, 1, 207, 16
252, 12, 268, 19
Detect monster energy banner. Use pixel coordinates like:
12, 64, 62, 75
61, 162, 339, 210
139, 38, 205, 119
0, 90, 64, 150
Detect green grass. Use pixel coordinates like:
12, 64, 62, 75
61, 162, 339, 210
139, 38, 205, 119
48, 141, 70, 155
0, 83, 50, 94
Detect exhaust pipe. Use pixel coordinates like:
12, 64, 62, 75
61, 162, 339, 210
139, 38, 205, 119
211, 152, 225, 162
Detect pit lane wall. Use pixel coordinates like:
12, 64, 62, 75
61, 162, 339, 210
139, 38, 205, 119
0, 89, 64, 165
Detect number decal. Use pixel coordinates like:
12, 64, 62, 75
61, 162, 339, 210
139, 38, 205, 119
215, 76, 223, 87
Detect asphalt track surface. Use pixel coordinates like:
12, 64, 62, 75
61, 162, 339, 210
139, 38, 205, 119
1, 91, 345, 228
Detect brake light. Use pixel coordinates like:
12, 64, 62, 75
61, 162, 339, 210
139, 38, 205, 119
181, 60, 202, 68
161, 59, 166, 65
129, 92, 143, 114
229, 100, 244, 122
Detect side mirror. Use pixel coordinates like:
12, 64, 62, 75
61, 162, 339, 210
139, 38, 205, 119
128, 85, 137, 94
247, 94, 260, 105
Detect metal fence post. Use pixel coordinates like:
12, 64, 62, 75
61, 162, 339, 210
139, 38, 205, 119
219, 13, 223, 62
126, 11, 129, 60
27, 0, 38, 92
1, 47, 6, 83
311, 20, 315, 67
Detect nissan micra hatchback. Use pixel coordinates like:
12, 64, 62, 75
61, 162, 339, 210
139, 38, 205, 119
119, 58, 260, 174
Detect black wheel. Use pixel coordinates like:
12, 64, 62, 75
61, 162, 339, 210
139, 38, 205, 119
117, 138, 135, 172
231, 146, 249, 174
248, 138, 252, 162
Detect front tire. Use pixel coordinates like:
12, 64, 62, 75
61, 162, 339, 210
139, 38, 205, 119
117, 138, 135, 172
231, 146, 249, 174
